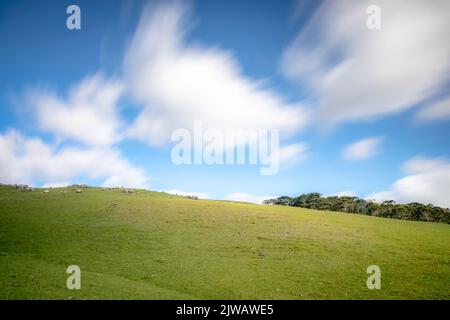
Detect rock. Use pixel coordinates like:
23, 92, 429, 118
258, 251, 265, 257
185, 195, 199, 200
42, 190, 50, 194
75, 189, 82, 193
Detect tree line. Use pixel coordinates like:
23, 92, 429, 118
263, 193, 449, 224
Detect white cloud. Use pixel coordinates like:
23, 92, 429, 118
365, 191, 395, 203
332, 190, 357, 197
282, 0, 450, 124
279, 142, 309, 165
224, 192, 275, 204
165, 189, 211, 199
124, 2, 309, 146
0, 129, 150, 188
164, 190, 276, 204
402, 156, 448, 174
415, 97, 450, 122
31, 74, 124, 146
42, 182, 71, 188
365, 156, 450, 208
342, 136, 383, 160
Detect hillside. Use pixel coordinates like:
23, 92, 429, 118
0, 186, 449, 299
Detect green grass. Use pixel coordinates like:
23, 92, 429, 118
0, 186, 449, 299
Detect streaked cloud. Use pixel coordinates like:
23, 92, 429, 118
342, 136, 383, 160
124, 2, 310, 146
282, 0, 450, 125
31, 74, 124, 147
0, 129, 150, 188
332, 190, 357, 197
165, 189, 211, 199
415, 97, 450, 122
42, 181, 71, 188
224, 192, 276, 204
279, 142, 309, 165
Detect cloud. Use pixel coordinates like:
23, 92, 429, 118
415, 96, 450, 122
365, 156, 450, 208
124, 2, 309, 146
164, 190, 276, 204
6, 74, 151, 188
42, 182, 71, 188
30, 74, 124, 146
342, 136, 383, 160
279, 142, 309, 165
165, 189, 211, 199
282, 0, 450, 125
332, 190, 357, 197
0, 129, 150, 188
224, 192, 276, 204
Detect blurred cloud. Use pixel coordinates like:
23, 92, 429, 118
0, 129, 150, 188
282, 0, 450, 125
165, 189, 211, 199
31, 74, 124, 147
332, 190, 357, 197
342, 136, 383, 160
224, 192, 275, 204
415, 96, 450, 122
42, 181, 71, 188
16, 74, 150, 188
279, 142, 309, 165
366, 156, 450, 208
124, 2, 309, 146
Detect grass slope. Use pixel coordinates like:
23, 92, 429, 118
0, 186, 449, 299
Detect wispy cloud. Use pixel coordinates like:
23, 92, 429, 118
415, 96, 450, 122
30, 74, 124, 147
332, 190, 357, 197
0, 129, 150, 188
42, 181, 71, 188
279, 142, 309, 166
282, 0, 450, 125
124, 2, 310, 146
342, 136, 383, 160
165, 189, 211, 199
224, 192, 275, 204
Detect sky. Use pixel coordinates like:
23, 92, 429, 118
0, 0, 449, 207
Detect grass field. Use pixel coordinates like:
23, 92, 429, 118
0, 186, 449, 299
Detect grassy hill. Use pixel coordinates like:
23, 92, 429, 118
0, 186, 449, 299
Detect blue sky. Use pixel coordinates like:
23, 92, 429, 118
1, 0, 449, 207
